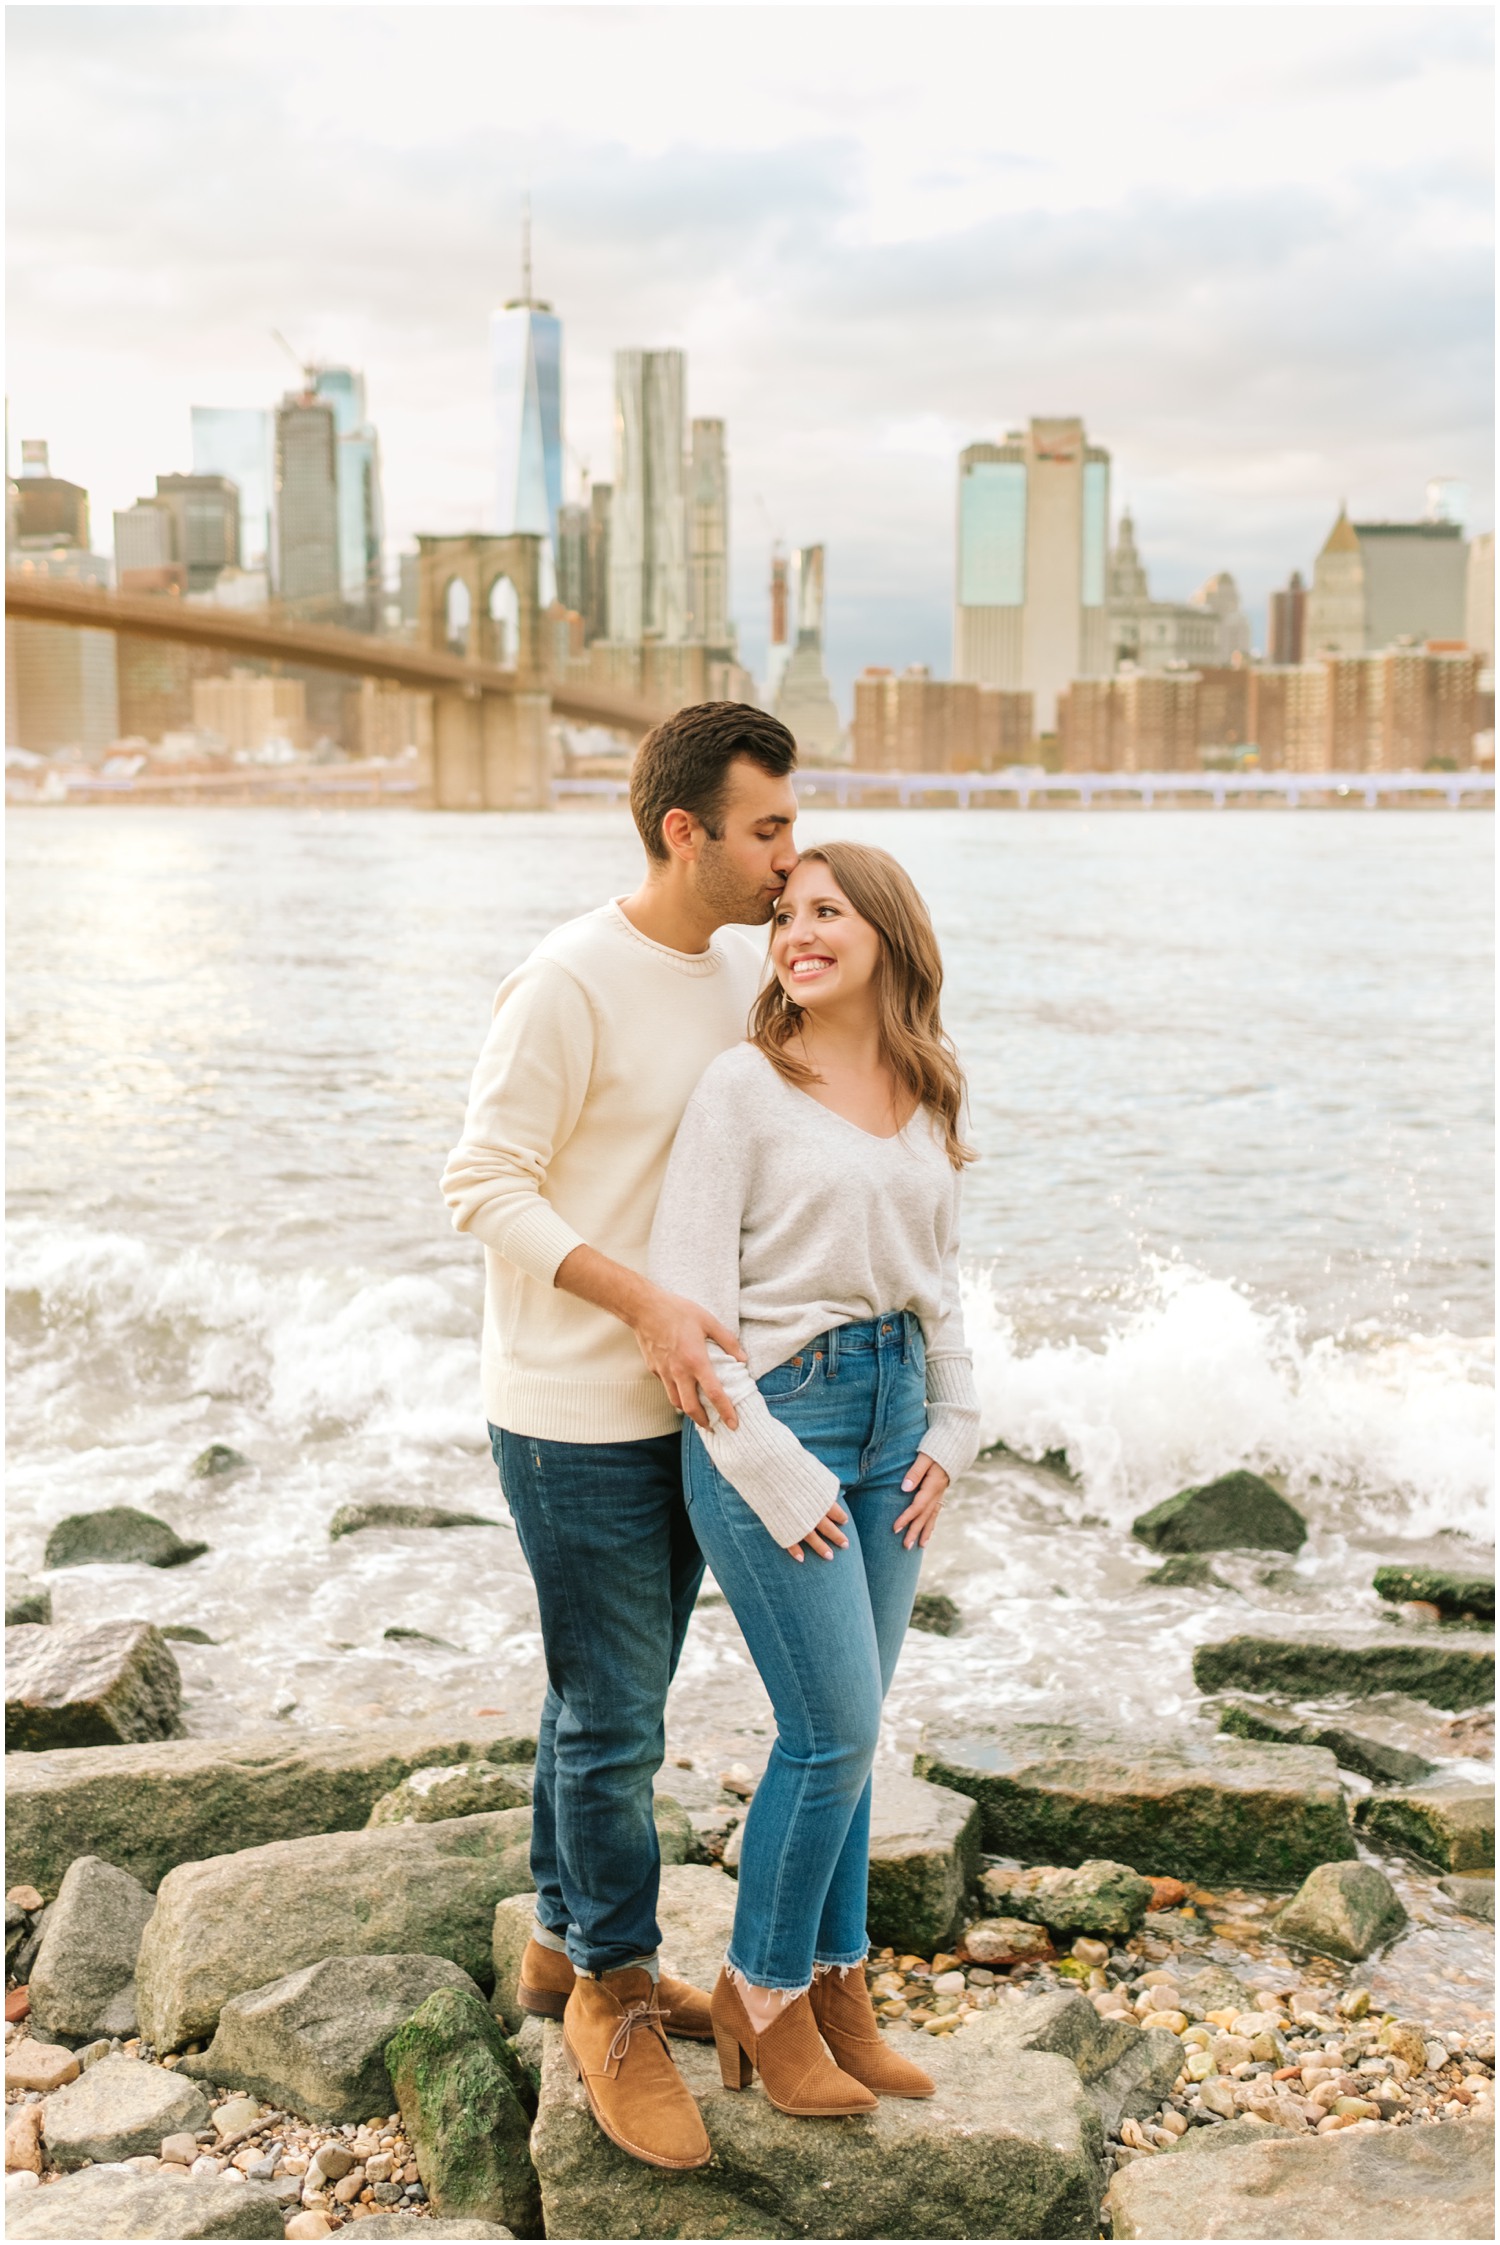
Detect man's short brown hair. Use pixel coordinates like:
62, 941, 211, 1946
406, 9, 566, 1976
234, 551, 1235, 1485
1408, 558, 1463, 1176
630, 702, 797, 861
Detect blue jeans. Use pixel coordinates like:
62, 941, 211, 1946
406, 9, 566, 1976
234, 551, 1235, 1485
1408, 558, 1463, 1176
490, 1426, 704, 1976
682, 1313, 927, 1989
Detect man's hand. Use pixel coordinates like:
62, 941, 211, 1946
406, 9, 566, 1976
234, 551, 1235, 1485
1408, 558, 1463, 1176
786, 1501, 849, 1563
553, 1246, 745, 1430
892, 1454, 949, 1550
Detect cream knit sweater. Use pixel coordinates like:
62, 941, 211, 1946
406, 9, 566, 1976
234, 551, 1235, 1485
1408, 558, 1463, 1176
648, 1043, 981, 1545
442, 901, 762, 1442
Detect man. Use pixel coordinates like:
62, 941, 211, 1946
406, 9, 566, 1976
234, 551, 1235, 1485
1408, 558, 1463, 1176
442, 702, 799, 2171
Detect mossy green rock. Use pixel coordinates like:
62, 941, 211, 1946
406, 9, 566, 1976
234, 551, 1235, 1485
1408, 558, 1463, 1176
44, 1506, 208, 1571
6, 1719, 536, 1895
866, 1770, 981, 1952
980, 1858, 1154, 1940
6, 1572, 52, 1625
387, 1985, 540, 2237
1355, 1781, 1495, 1871
1373, 1565, 1494, 1624
909, 1591, 962, 1636
192, 1444, 250, 1478
330, 1502, 500, 1539
916, 1722, 1354, 1884
368, 1761, 535, 1826
1216, 1697, 1437, 1787
1143, 1553, 1229, 1590
1132, 1471, 1306, 1555
1193, 1633, 1494, 1712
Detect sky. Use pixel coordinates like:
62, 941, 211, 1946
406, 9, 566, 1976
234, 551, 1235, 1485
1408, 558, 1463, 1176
6, 2, 1495, 704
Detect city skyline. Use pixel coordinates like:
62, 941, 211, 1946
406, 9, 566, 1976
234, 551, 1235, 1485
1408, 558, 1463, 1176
6, 5, 1494, 701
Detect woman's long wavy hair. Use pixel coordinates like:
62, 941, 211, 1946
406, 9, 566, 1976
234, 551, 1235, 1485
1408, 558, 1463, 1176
749, 841, 973, 1169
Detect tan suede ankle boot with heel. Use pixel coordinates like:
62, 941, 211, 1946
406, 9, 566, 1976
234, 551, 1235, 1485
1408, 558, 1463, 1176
710, 1968, 877, 2117
810, 1965, 935, 2098
562, 1966, 712, 2170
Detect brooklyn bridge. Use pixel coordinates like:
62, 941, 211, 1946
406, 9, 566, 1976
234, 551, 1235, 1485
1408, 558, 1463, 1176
5, 530, 672, 809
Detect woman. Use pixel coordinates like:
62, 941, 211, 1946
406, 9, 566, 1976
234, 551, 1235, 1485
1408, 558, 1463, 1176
648, 840, 980, 2118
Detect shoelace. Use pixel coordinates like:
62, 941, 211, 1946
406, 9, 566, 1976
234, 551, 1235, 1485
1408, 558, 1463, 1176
606, 1996, 664, 2068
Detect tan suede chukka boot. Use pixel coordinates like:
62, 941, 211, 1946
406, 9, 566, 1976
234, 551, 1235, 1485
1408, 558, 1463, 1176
563, 1967, 712, 2171
810, 1966, 936, 2098
711, 1969, 877, 2117
519, 1938, 712, 2037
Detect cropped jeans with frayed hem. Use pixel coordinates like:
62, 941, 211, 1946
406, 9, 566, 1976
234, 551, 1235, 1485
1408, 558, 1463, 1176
682, 1313, 927, 1990
490, 1425, 703, 1977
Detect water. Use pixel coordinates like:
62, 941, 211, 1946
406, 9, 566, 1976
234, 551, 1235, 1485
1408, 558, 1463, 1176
6, 806, 1493, 2015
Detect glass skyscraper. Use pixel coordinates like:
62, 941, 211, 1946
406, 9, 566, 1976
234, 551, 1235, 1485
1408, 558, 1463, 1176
491, 298, 563, 578
191, 407, 274, 575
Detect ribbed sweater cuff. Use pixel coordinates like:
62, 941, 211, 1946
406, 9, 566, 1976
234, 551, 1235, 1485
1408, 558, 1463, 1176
702, 1422, 841, 1548
499, 1201, 588, 1288
921, 1352, 982, 1483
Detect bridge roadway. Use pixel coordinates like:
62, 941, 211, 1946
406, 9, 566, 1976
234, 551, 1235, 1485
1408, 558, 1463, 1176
3, 572, 669, 736
562, 765, 1495, 810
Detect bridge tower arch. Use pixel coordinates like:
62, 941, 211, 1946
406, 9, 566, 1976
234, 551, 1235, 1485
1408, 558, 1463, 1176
415, 533, 550, 811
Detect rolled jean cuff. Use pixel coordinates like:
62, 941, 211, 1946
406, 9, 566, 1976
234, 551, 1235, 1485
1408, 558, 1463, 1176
532, 1918, 569, 1954
576, 1952, 659, 1982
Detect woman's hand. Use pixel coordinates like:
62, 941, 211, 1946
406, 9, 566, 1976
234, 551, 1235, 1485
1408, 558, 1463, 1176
893, 1454, 949, 1549
785, 1501, 849, 1563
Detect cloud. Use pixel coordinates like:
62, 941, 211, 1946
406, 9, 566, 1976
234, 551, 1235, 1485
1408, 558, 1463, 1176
6, 4, 1493, 702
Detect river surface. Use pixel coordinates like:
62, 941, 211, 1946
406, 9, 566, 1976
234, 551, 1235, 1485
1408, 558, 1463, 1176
6, 806, 1494, 2023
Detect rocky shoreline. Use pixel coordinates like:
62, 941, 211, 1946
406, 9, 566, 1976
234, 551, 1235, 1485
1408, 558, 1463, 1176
5, 1466, 1495, 2239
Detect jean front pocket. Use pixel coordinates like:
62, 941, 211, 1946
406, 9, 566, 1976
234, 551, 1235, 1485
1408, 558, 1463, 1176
757, 1347, 822, 1403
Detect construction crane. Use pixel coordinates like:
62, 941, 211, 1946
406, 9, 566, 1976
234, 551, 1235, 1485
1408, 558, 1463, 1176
271, 329, 319, 392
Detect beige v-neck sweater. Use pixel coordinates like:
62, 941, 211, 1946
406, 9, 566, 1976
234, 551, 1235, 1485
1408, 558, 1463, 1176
648, 1042, 981, 1545
442, 901, 762, 1441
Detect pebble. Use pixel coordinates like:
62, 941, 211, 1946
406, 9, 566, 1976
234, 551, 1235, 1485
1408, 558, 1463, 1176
212, 2093, 264, 2138
4, 2041, 79, 2093
5, 1889, 44, 1916
5, 2101, 44, 2174
1071, 1938, 1110, 1970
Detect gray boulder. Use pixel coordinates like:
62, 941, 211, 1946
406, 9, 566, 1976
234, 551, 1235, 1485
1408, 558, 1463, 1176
5, 1718, 536, 1895
43, 1507, 207, 1571
6, 1622, 183, 1752
980, 1859, 1154, 1940
136, 1809, 535, 2051
10, 2165, 283, 2238
368, 1762, 535, 1827
6, 1572, 52, 1625
1217, 1696, 1438, 1786
1132, 1470, 1307, 1555
916, 1721, 1354, 1885
1373, 1565, 1493, 1624
29, 1855, 155, 2042
42, 2055, 210, 2170
909, 1591, 961, 1636
1192, 1633, 1494, 1713
530, 2006, 1103, 2239
330, 1502, 500, 1539
865, 1770, 981, 1953
1355, 1780, 1495, 1871
180, 1953, 484, 2124
986, 1985, 1183, 2134
1439, 1874, 1495, 1921
1106, 2104, 1494, 2239
1274, 1859, 1407, 1960
386, 1985, 540, 2236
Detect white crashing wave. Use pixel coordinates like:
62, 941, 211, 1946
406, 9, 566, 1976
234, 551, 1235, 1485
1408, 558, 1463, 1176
6, 1222, 1494, 1543
964, 1259, 1494, 1538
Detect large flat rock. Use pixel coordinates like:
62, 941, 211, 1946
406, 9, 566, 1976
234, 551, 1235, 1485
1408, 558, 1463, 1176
1356, 1780, 1495, 1871
6, 1622, 183, 1753
182, 1953, 485, 2125
135, 1809, 534, 2051
8, 2165, 284, 2238
1106, 2109, 1494, 2239
1192, 1633, 1494, 1712
5, 1719, 536, 1896
531, 2010, 1104, 2240
915, 1722, 1354, 1884
1216, 1695, 1439, 1786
